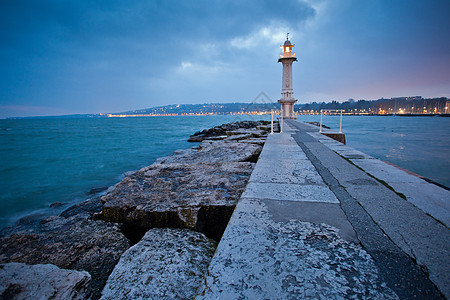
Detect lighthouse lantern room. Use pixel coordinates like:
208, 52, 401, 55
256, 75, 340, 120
278, 34, 298, 119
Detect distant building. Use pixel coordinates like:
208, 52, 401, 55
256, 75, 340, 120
391, 96, 423, 101
278, 35, 298, 119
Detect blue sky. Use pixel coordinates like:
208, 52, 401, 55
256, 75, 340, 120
1, 0, 449, 118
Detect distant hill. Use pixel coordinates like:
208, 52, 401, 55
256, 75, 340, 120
123, 102, 279, 116
118, 97, 449, 116
7, 97, 449, 119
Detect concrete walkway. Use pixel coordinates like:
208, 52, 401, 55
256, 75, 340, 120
196, 120, 449, 299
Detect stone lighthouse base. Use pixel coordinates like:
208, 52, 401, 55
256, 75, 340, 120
278, 99, 297, 119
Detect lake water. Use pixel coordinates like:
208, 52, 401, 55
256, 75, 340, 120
297, 115, 450, 188
0, 115, 448, 228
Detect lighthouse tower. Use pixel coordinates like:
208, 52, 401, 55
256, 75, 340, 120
278, 34, 298, 119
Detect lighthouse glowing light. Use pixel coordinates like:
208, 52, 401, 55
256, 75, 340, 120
278, 34, 298, 119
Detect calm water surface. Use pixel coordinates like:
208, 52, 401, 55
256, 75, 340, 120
297, 115, 450, 187
0, 115, 448, 228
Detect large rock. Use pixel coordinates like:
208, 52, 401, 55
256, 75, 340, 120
156, 141, 262, 164
101, 228, 216, 300
225, 128, 267, 138
59, 196, 104, 218
0, 262, 91, 300
188, 121, 270, 142
99, 161, 254, 242
0, 213, 130, 299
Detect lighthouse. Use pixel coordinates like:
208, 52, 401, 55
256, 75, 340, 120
278, 34, 298, 119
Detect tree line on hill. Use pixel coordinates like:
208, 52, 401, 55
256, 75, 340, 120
126, 97, 449, 115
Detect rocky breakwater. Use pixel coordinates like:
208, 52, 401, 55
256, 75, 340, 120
97, 120, 271, 299
0, 120, 271, 300
0, 197, 130, 299
97, 120, 272, 243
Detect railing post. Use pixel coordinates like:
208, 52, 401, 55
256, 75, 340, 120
320, 110, 323, 133
280, 108, 284, 133
270, 110, 274, 134
339, 109, 343, 133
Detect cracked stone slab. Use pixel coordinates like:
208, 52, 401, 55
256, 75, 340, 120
258, 146, 308, 161
351, 158, 428, 184
351, 152, 450, 227
265, 133, 298, 146
196, 198, 397, 299
262, 199, 358, 243
345, 184, 450, 296
333, 149, 374, 159
386, 181, 450, 227
306, 134, 450, 297
242, 182, 339, 203
307, 133, 373, 159
249, 159, 324, 185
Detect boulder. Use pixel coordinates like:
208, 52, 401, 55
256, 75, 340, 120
101, 228, 216, 300
225, 133, 254, 141
188, 121, 270, 142
157, 141, 262, 164
99, 161, 254, 242
0, 213, 130, 299
225, 128, 267, 138
238, 138, 267, 146
0, 262, 91, 300
59, 196, 104, 218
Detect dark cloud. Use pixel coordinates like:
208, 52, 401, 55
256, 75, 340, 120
0, 0, 449, 118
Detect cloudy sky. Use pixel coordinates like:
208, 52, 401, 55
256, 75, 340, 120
1, 0, 449, 118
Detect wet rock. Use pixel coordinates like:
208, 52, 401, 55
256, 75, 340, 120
203, 135, 227, 141
49, 201, 64, 208
0, 262, 91, 300
187, 135, 206, 142
0, 214, 130, 299
99, 161, 254, 242
157, 141, 262, 164
123, 170, 137, 177
60, 196, 103, 218
101, 228, 216, 300
86, 187, 108, 196
16, 212, 47, 228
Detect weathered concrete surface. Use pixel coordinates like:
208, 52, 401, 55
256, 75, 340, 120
198, 198, 397, 299
289, 120, 449, 298
350, 158, 450, 227
101, 228, 216, 300
0, 212, 130, 299
0, 263, 91, 300
197, 125, 397, 299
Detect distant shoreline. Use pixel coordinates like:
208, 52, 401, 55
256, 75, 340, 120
5, 113, 450, 120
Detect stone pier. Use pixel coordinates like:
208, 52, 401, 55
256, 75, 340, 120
196, 120, 449, 299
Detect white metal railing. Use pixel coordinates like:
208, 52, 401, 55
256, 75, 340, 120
320, 109, 343, 133
269, 109, 285, 134
270, 110, 274, 134
280, 107, 284, 133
